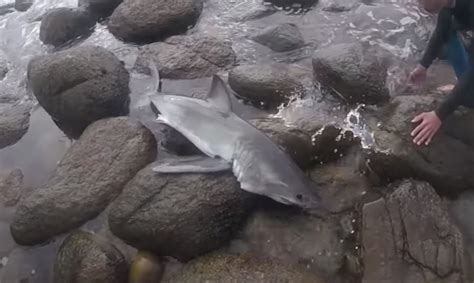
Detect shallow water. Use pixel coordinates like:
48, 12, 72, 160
0, 0, 438, 281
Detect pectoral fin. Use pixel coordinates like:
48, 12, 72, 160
152, 155, 231, 173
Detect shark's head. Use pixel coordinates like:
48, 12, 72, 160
267, 178, 323, 211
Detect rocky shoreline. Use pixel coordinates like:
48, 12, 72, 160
0, 0, 473, 282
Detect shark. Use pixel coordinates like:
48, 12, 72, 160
145, 62, 324, 212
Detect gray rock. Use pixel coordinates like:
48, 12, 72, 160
362, 94, 474, 194
0, 3, 15, 16
135, 35, 236, 79
228, 64, 305, 109
108, 164, 256, 261
322, 0, 359, 12
27, 45, 130, 139
0, 51, 8, 80
78, 0, 123, 19
54, 230, 128, 283
0, 169, 23, 207
11, 117, 156, 245
236, 208, 345, 276
129, 251, 164, 283
312, 43, 390, 105
0, 104, 30, 149
362, 180, 469, 283
14, 0, 33, 11
160, 125, 201, 156
164, 253, 325, 282
108, 0, 203, 43
39, 8, 96, 47
253, 23, 305, 52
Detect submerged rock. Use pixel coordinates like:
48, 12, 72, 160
14, 0, 33, 11
39, 8, 96, 47
266, 0, 318, 8
252, 23, 305, 52
228, 63, 305, 109
237, 208, 345, 276
135, 35, 236, 79
11, 117, 156, 245
108, 164, 255, 261
312, 43, 390, 105
54, 230, 128, 283
108, 0, 203, 43
27, 45, 130, 139
362, 180, 469, 283
78, 0, 123, 19
0, 169, 23, 207
164, 253, 325, 282
0, 104, 30, 149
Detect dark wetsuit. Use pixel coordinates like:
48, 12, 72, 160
419, 0, 474, 120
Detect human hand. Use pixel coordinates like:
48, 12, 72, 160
411, 111, 442, 145
408, 64, 427, 86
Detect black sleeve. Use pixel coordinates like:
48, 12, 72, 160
435, 67, 474, 120
420, 8, 453, 68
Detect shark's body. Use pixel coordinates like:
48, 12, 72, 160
148, 66, 322, 210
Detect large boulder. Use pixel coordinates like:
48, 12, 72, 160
78, 0, 123, 19
27, 45, 130, 139
312, 43, 390, 105
252, 23, 305, 52
53, 230, 128, 283
236, 208, 346, 276
14, 0, 33, 11
164, 253, 325, 282
108, 165, 256, 262
362, 94, 474, 195
39, 8, 96, 47
108, 0, 203, 43
362, 180, 469, 283
0, 104, 30, 149
11, 117, 157, 245
135, 35, 236, 79
0, 169, 23, 207
228, 63, 306, 109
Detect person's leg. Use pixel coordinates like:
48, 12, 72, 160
445, 31, 470, 78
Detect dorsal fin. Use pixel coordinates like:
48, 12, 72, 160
206, 75, 232, 113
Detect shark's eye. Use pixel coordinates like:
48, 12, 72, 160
296, 194, 303, 200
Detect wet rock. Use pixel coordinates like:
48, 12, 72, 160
228, 63, 305, 109
78, 0, 123, 20
14, 0, 33, 11
27, 45, 130, 139
54, 230, 128, 283
310, 124, 360, 163
312, 43, 390, 105
164, 253, 324, 282
108, 0, 203, 43
135, 35, 236, 79
253, 23, 305, 52
363, 94, 474, 194
129, 251, 164, 283
310, 148, 377, 214
236, 208, 345, 276
266, 0, 318, 8
321, 0, 359, 12
11, 117, 156, 245
39, 8, 96, 47
250, 117, 315, 169
0, 104, 30, 149
108, 164, 255, 262
362, 180, 469, 283
0, 169, 23, 207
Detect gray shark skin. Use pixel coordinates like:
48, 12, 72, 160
147, 63, 323, 211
